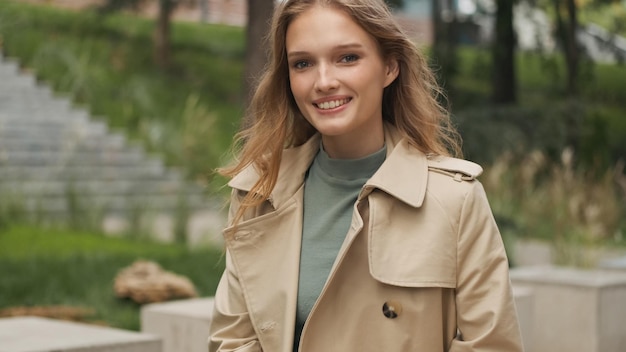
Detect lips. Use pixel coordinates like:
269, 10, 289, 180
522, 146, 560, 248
314, 98, 351, 110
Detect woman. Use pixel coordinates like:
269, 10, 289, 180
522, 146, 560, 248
209, 0, 524, 351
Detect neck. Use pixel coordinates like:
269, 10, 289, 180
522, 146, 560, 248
321, 125, 385, 159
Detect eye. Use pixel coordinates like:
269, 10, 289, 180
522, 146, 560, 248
340, 54, 360, 63
292, 60, 311, 70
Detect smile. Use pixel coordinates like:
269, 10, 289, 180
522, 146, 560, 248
314, 98, 351, 110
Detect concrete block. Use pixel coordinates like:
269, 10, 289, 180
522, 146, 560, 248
141, 298, 214, 352
513, 239, 552, 266
510, 266, 626, 352
0, 316, 161, 352
512, 286, 534, 352
599, 256, 626, 271
187, 208, 226, 247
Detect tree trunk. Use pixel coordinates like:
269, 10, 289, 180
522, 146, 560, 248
154, 0, 174, 69
244, 0, 275, 107
565, 0, 579, 95
431, 0, 458, 93
432, 0, 444, 45
553, 0, 579, 95
492, 0, 517, 104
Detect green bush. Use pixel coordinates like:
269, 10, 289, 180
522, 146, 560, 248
455, 101, 625, 170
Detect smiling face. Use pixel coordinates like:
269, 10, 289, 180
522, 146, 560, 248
285, 5, 398, 159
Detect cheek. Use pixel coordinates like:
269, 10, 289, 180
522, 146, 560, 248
288, 74, 307, 101
288, 77, 311, 118
361, 71, 388, 97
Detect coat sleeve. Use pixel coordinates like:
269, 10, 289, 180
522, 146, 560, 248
208, 190, 263, 352
449, 181, 525, 351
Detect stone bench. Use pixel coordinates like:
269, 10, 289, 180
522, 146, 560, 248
141, 298, 214, 352
510, 266, 626, 352
0, 316, 161, 352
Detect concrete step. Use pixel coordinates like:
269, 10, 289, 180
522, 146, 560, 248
0, 84, 54, 100
0, 116, 100, 129
0, 88, 70, 101
0, 96, 77, 110
0, 179, 194, 197
9, 193, 207, 213
0, 316, 162, 352
0, 149, 156, 167
0, 118, 107, 136
0, 164, 172, 181
0, 128, 107, 141
0, 72, 38, 88
0, 100, 71, 118
0, 86, 66, 103
0, 109, 91, 123
0, 134, 128, 153
0, 58, 28, 76
0, 82, 54, 95
0, 58, 20, 72
0, 105, 76, 118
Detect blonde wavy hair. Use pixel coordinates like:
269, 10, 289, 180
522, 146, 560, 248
221, 0, 462, 220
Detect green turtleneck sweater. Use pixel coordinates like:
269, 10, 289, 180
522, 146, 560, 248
293, 144, 387, 351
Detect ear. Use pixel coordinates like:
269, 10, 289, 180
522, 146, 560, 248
384, 58, 399, 88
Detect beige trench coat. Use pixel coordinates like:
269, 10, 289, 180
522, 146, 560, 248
209, 126, 524, 352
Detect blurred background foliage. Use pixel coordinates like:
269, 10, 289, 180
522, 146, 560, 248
0, 0, 624, 254
0, 0, 624, 329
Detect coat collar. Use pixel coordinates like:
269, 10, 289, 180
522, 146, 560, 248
227, 133, 321, 209
365, 126, 428, 208
227, 124, 428, 209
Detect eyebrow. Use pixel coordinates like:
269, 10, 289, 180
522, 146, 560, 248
287, 43, 364, 59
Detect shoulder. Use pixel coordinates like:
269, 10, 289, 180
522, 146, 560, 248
426, 155, 483, 182
424, 156, 485, 217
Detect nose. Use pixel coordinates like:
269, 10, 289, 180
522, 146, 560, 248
314, 63, 339, 92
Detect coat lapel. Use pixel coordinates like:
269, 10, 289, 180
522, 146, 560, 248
223, 135, 321, 352
223, 192, 303, 352
228, 134, 321, 209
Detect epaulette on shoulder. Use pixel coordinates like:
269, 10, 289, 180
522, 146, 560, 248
427, 155, 483, 182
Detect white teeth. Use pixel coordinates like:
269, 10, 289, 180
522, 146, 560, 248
316, 99, 348, 110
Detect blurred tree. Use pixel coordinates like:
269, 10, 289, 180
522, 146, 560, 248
492, 0, 517, 103
154, 0, 175, 69
431, 0, 459, 93
244, 0, 275, 108
385, 0, 406, 8
552, 0, 580, 95
99, 0, 194, 69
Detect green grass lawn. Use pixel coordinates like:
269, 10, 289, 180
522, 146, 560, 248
0, 225, 225, 330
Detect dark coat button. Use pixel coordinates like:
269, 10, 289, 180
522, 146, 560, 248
382, 300, 402, 319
